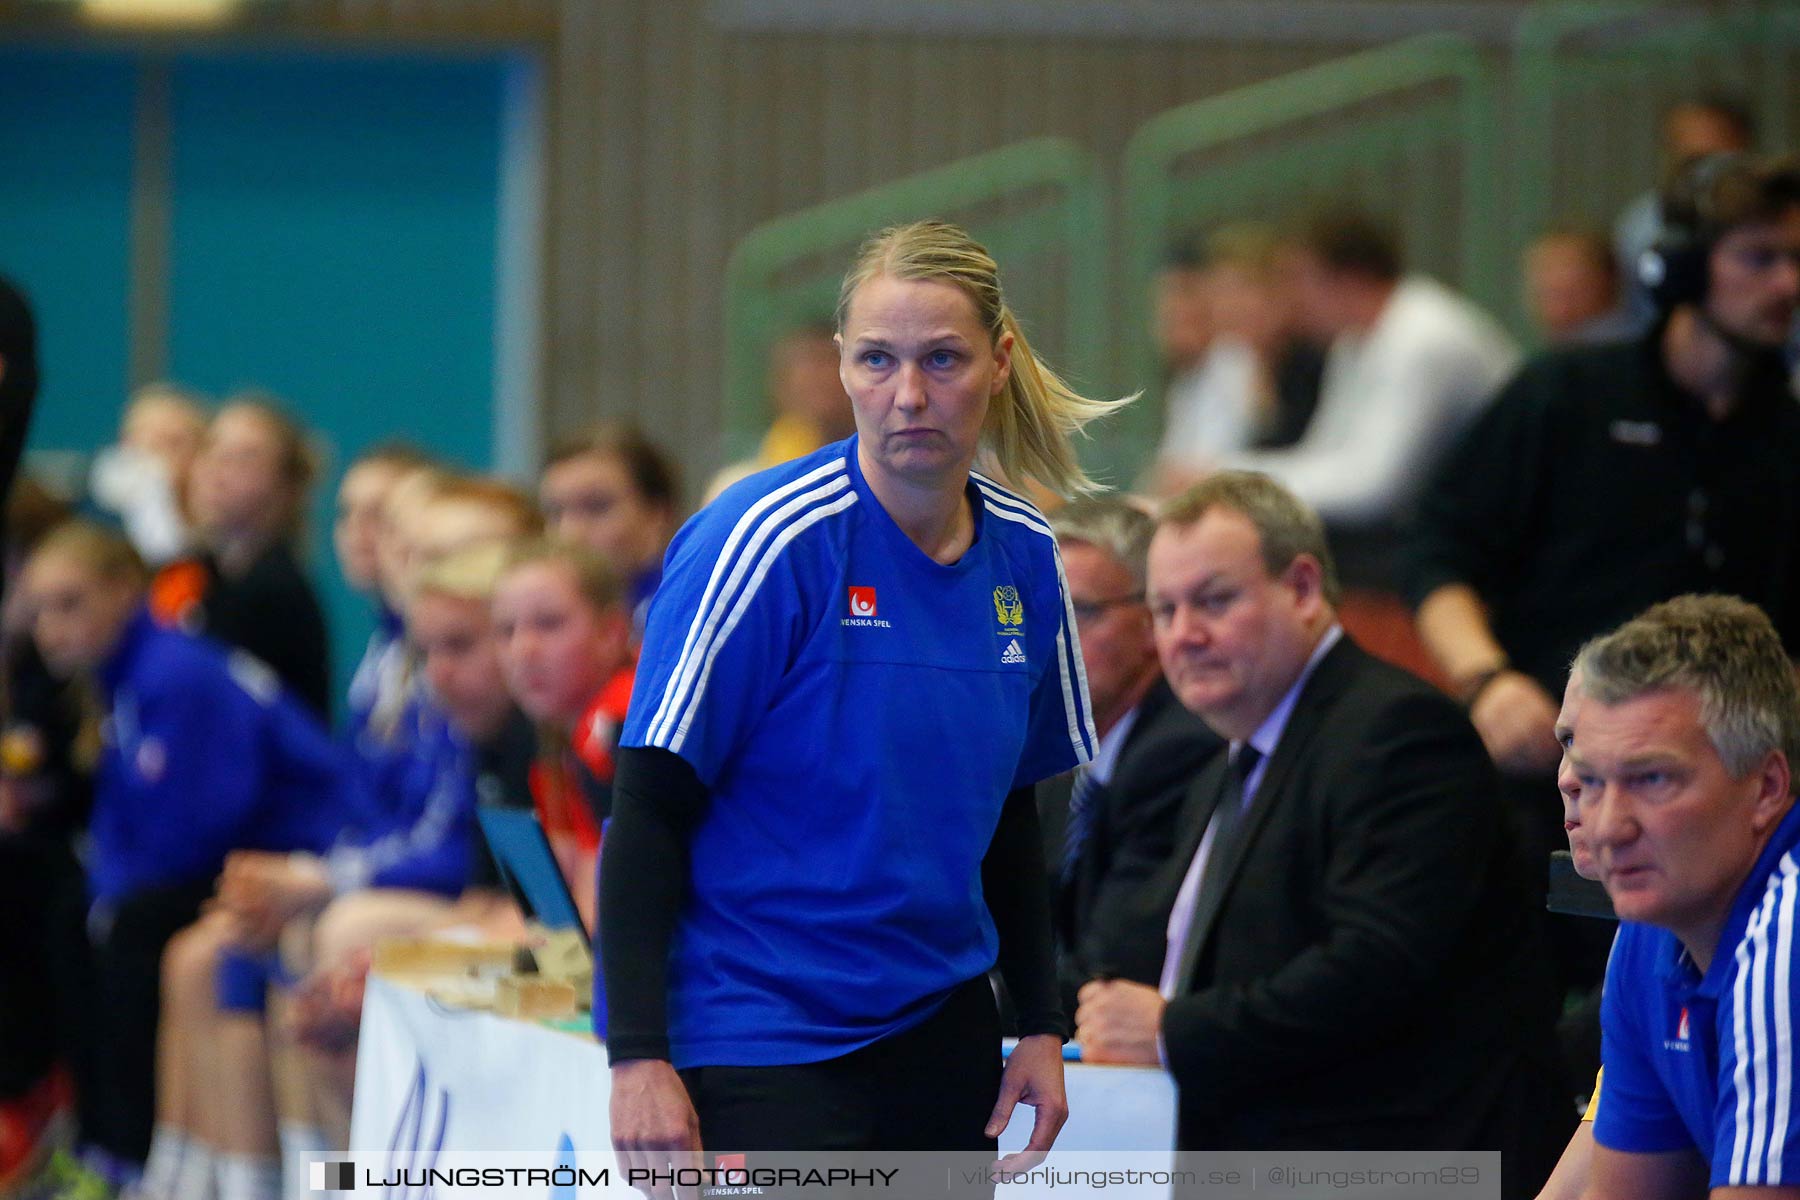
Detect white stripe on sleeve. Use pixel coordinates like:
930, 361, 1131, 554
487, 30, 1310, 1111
1765, 855, 1800, 1183
972, 476, 1056, 539
1733, 895, 1769, 1182
981, 499, 1096, 762
667, 490, 858, 755
645, 461, 847, 747
1734, 881, 1783, 1183
1750, 888, 1775, 1185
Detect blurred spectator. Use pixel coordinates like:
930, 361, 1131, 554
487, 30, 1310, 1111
352, 463, 448, 759
1256, 237, 1328, 447
335, 446, 431, 750
354, 476, 539, 791
1220, 208, 1518, 590
136, 543, 530, 1200
1150, 225, 1325, 491
493, 539, 636, 932
0, 480, 87, 837
537, 424, 678, 634
761, 323, 856, 462
131, 470, 537, 1200
21, 522, 362, 1184
0, 479, 85, 1190
1615, 94, 1756, 324
1146, 239, 1216, 472
705, 324, 856, 502
1040, 497, 1221, 1018
153, 397, 331, 716
409, 477, 542, 587
1413, 151, 1800, 788
89, 384, 208, 566
404, 544, 540, 906
333, 445, 428, 603
1523, 227, 1637, 344
1155, 236, 1214, 380
1409, 154, 1800, 1086
271, 544, 540, 1161
372, 465, 448, 617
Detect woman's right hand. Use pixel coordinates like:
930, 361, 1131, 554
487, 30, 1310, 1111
610, 1058, 703, 1200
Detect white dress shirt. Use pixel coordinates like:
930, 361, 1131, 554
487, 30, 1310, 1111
1087, 702, 1141, 787
1157, 339, 1263, 468
1224, 278, 1518, 527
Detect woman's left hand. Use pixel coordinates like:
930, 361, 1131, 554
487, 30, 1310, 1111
985, 1033, 1069, 1172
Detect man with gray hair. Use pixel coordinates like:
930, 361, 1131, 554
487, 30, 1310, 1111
1564, 595, 1800, 1197
1042, 497, 1220, 1014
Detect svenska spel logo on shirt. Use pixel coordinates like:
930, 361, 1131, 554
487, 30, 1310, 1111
841, 587, 891, 629
1664, 1005, 1692, 1053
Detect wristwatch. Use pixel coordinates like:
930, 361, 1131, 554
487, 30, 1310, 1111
1458, 663, 1511, 709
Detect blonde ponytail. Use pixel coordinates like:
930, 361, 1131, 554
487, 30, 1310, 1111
987, 308, 1132, 497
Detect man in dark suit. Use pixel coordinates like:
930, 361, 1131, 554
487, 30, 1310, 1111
1074, 471, 1568, 1200
1039, 499, 1222, 1015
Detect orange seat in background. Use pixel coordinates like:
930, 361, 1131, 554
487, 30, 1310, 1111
1337, 589, 1448, 694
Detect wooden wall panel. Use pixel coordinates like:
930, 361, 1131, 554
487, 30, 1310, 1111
538, 0, 1351, 496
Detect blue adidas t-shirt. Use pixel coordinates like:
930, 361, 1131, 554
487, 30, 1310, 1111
1597, 801, 1800, 1188
621, 437, 1096, 1067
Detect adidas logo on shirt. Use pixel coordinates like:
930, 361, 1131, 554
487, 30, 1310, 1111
1001, 639, 1027, 665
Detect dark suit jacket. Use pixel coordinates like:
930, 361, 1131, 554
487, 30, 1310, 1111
1160, 638, 1568, 1196
1040, 678, 1222, 1013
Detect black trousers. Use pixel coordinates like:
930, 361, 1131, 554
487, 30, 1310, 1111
679, 974, 1004, 1154
0, 833, 84, 1098
78, 880, 213, 1164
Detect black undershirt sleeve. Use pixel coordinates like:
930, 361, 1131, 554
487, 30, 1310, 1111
599, 745, 710, 1064
984, 783, 1070, 1041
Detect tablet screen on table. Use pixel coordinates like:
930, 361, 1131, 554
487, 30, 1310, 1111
476, 807, 588, 942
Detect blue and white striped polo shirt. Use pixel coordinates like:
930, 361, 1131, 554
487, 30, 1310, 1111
1597, 801, 1800, 1187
